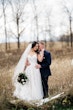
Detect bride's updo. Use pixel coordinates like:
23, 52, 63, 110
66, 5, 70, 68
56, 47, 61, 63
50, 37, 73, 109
31, 41, 38, 48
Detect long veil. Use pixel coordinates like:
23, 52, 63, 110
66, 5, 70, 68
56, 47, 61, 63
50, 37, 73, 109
12, 43, 32, 85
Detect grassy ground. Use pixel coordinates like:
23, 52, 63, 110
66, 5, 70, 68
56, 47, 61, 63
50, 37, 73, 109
0, 42, 73, 110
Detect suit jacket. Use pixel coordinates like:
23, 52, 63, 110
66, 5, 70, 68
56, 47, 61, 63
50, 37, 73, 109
38, 50, 51, 78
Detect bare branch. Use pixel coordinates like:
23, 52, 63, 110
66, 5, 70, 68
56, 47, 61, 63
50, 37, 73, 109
8, 0, 28, 48
61, 0, 73, 47
19, 28, 25, 36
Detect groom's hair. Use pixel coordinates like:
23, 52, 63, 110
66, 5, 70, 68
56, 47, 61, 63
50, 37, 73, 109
39, 41, 45, 46
32, 41, 38, 48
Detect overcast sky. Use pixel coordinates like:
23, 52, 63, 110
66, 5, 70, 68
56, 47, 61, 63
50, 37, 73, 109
0, 0, 73, 43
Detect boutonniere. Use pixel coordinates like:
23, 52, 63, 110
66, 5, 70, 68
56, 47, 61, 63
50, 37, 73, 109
43, 57, 45, 59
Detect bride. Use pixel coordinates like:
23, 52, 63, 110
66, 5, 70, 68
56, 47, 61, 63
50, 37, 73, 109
13, 41, 44, 102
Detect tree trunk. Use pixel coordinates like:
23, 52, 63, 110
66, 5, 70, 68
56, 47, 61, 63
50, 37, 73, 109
3, 1, 7, 51
17, 16, 20, 49
18, 37, 20, 49
70, 17, 72, 47
35, 15, 39, 42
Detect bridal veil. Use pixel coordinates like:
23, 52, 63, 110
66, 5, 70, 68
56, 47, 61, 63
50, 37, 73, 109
12, 43, 32, 85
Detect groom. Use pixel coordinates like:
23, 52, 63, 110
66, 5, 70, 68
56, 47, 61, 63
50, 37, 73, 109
37, 41, 52, 98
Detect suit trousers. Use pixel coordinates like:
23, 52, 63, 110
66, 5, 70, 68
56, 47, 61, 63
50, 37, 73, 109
42, 76, 48, 97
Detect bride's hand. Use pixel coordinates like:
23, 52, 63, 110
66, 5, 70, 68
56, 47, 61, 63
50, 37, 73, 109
35, 64, 41, 69
24, 60, 30, 70
25, 59, 30, 67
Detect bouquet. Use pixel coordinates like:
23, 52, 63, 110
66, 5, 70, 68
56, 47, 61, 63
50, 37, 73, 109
17, 72, 28, 85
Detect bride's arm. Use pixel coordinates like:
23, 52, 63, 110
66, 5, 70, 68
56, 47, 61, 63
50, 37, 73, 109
24, 58, 30, 70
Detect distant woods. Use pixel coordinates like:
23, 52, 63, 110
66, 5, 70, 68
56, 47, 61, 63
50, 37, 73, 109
0, 0, 73, 51
60, 0, 73, 47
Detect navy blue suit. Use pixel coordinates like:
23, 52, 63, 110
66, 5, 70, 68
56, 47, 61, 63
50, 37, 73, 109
38, 50, 51, 97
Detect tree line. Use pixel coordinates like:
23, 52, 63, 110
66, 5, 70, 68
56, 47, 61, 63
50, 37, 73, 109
0, 0, 73, 51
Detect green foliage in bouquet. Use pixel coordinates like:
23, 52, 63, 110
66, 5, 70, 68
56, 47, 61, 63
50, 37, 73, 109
17, 72, 28, 85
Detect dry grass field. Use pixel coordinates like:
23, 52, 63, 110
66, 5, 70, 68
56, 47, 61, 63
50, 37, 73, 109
0, 42, 73, 110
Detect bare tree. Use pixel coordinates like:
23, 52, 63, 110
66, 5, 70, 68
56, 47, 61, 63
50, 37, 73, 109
45, 10, 52, 43
31, 0, 39, 41
61, 0, 73, 47
9, 0, 28, 49
0, 0, 8, 51
46, 10, 52, 37
41, 9, 52, 48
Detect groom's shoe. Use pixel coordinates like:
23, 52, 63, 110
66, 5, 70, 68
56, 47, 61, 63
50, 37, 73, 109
43, 97, 45, 99
43, 95, 48, 99
43, 93, 51, 99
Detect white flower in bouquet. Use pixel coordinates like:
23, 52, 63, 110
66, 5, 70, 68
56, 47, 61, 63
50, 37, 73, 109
17, 72, 28, 85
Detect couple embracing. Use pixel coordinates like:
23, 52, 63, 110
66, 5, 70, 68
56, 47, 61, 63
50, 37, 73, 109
13, 41, 52, 102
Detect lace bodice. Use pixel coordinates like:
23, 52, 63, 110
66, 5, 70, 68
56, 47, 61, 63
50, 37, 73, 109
27, 54, 37, 65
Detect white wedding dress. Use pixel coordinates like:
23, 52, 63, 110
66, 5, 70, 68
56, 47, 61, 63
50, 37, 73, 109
13, 54, 43, 101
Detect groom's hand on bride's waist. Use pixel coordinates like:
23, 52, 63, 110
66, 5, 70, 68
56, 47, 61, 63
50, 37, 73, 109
35, 64, 41, 69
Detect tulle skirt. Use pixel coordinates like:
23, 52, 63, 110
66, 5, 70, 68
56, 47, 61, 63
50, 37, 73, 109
13, 64, 43, 101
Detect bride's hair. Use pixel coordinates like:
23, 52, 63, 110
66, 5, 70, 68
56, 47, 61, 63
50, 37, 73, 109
31, 41, 38, 48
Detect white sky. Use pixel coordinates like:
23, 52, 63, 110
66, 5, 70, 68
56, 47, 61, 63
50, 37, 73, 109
0, 0, 73, 43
